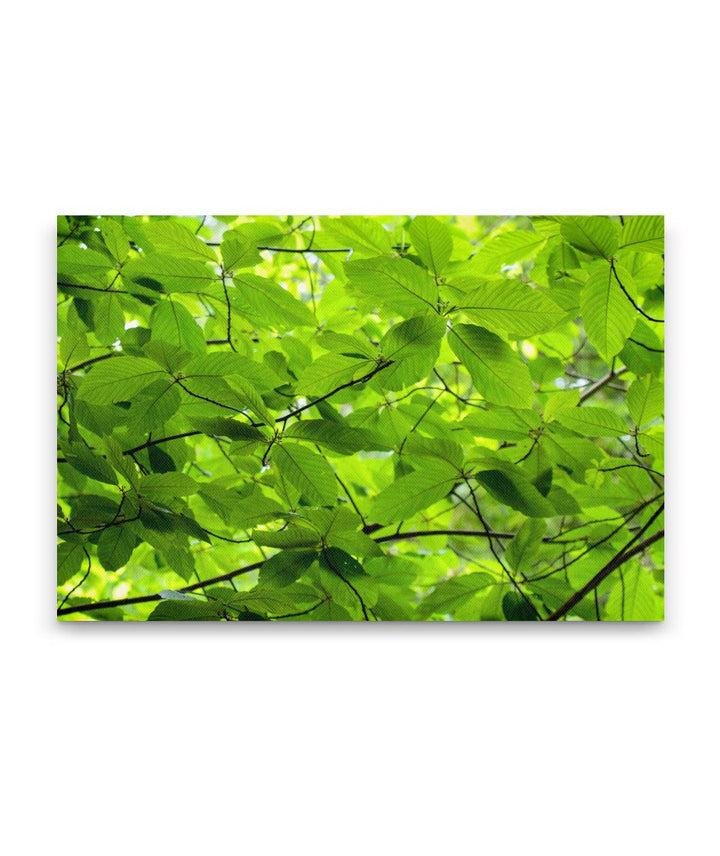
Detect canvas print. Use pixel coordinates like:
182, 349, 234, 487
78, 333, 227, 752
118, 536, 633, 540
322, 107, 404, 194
57, 215, 664, 621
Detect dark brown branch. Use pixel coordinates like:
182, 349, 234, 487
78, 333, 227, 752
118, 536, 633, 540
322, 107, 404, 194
58, 282, 129, 294
545, 504, 665, 621
67, 352, 123, 372
275, 361, 392, 424
546, 529, 664, 621
257, 246, 351, 254
628, 338, 664, 353
374, 528, 514, 543
57, 498, 662, 618
610, 260, 664, 323
579, 365, 628, 403
270, 599, 327, 620
322, 548, 369, 621
461, 479, 541, 618
123, 431, 202, 456
57, 561, 265, 616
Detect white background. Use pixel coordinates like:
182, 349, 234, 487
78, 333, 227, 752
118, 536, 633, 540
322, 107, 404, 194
2, 2, 717, 853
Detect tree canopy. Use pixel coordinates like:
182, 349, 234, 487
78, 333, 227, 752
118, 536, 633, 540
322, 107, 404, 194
57, 214, 664, 621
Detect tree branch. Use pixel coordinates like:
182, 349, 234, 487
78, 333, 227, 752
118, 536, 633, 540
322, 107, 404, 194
257, 246, 351, 254
275, 361, 392, 424
579, 365, 628, 403
610, 260, 664, 323
545, 504, 664, 620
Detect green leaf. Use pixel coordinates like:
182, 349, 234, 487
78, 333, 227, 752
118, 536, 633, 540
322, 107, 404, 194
187, 416, 266, 442
258, 550, 317, 587
230, 273, 316, 330
100, 218, 131, 264
344, 256, 437, 316
183, 352, 281, 392
221, 230, 262, 271
461, 407, 540, 441
78, 357, 167, 405
125, 378, 182, 430
469, 229, 548, 273
452, 280, 565, 337
505, 519, 546, 575
627, 376, 664, 427
605, 566, 660, 621
556, 406, 629, 438
97, 526, 135, 571
618, 216, 664, 255
502, 591, 538, 621
448, 323, 534, 407
285, 419, 392, 453
61, 441, 118, 486
140, 219, 218, 262
151, 299, 207, 355
148, 599, 227, 620
223, 376, 275, 425
560, 216, 619, 259
58, 245, 115, 287
409, 215, 453, 275
252, 524, 321, 549
417, 573, 494, 619
272, 442, 337, 506
380, 314, 447, 360
139, 472, 198, 502
581, 265, 637, 362
370, 462, 457, 524
57, 540, 86, 585
123, 254, 218, 293
231, 585, 318, 617
473, 457, 556, 518
543, 390, 580, 423
402, 435, 464, 471
296, 354, 374, 397
320, 215, 393, 257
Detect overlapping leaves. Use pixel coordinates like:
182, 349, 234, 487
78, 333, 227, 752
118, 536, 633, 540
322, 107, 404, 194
57, 214, 664, 622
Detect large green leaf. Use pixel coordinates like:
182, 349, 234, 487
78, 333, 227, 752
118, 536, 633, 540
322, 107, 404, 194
556, 406, 629, 438
618, 216, 664, 255
409, 215, 453, 275
344, 256, 437, 316
473, 457, 556, 518
448, 323, 534, 407
320, 215, 393, 257
230, 273, 316, 330
560, 216, 619, 259
139, 472, 198, 502
140, 220, 218, 262
452, 280, 565, 337
581, 265, 637, 362
78, 357, 167, 405
296, 353, 374, 397
271, 442, 337, 506
505, 519, 546, 575
122, 254, 218, 294
151, 299, 207, 355
627, 376, 664, 427
605, 565, 660, 620
469, 229, 548, 273
417, 573, 494, 619
370, 462, 458, 524
97, 526, 135, 571
57, 540, 86, 585
285, 419, 392, 453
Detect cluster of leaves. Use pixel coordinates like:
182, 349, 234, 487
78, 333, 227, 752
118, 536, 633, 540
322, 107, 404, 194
57, 214, 664, 621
